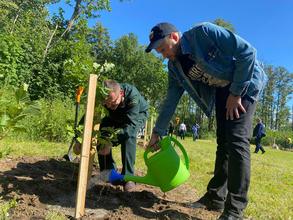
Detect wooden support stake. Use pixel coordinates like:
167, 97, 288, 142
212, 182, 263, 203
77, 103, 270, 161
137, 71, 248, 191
143, 120, 148, 147
150, 116, 153, 137
75, 74, 97, 219
87, 123, 100, 182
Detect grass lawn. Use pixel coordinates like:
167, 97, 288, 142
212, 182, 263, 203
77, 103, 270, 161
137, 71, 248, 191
1, 137, 292, 219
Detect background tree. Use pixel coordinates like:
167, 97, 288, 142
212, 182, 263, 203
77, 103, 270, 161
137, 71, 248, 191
87, 21, 114, 65
257, 66, 293, 131
104, 33, 168, 107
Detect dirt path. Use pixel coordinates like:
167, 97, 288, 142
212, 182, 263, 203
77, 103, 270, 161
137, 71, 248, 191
0, 155, 222, 220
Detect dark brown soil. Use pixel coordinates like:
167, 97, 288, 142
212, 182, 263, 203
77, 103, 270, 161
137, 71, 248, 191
0, 155, 223, 220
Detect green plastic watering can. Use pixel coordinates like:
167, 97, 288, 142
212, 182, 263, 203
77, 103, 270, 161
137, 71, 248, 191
109, 136, 190, 192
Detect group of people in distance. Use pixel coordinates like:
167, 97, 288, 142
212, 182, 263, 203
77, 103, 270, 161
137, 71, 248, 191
74, 21, 267, 220
168, 121, 200, 142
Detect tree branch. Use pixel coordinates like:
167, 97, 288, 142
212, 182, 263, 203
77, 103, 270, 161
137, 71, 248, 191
0, 127, 11, 141
46, 0, 92, 51
43, 24, 59, 57
10, 0, 28, 34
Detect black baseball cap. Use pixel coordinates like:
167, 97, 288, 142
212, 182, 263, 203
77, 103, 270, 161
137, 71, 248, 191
145, 22, 178, 53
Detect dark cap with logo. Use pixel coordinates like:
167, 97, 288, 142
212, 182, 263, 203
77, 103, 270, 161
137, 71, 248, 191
145, 22, 178, 53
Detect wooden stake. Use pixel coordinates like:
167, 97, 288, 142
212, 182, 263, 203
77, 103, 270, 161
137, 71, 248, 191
150, 116, 153, 137
143, 120, 148, 147
75, 74, 97, 219
87, 123, 100, 182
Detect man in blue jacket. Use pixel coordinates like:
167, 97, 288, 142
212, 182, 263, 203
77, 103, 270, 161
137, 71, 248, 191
145, 22, 266, 220
253, 118, 266, 154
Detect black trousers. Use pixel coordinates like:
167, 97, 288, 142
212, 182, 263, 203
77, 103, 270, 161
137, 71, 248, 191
206, 86, 257, 216
98, 136, 136, 176
254, 137, 265, 153
97, 115, 148, 176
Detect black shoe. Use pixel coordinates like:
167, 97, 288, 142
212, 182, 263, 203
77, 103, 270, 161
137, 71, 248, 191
262, 151, 266, 154
186, 196, 224, 212
253, 152, 258, 154
218, 212, 243, 220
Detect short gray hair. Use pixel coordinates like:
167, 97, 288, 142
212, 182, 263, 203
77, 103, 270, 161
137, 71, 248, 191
104, 79, 120, 94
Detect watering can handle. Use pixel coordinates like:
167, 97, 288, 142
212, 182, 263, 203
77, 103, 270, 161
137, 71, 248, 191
144, 137, 189, 170
169, 137, 189, 170
144, 136, 164, 160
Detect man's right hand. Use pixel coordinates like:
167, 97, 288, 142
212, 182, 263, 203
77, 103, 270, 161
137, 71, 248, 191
146, 133, 160, 153
73, 141, 82, 155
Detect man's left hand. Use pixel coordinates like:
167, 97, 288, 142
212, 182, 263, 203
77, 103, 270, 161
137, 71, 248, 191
226, 94, 246, 120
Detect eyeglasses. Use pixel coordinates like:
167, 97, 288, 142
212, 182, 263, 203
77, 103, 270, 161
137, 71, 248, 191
105, 91, 120, 107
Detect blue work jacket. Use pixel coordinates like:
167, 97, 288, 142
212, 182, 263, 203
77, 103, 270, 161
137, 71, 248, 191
153, 22, 267, 136
253, 122, 265, 139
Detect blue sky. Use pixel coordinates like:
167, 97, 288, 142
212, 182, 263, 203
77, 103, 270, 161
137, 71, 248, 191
48, 0, 293, 73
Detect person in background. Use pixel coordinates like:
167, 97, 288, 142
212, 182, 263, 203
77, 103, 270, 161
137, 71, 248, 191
145, 22, 266, 220
74, 79, 149, 192
192, 124, 200, 141
168, 120, 175, 137
179, 121, 187, 140
253, 118, 266, 154
286, 136, 292, 151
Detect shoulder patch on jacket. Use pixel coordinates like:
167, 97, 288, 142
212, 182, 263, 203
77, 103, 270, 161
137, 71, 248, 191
129, 99, 138, 106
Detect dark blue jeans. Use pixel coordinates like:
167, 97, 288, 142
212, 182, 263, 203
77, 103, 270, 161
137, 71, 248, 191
180, 130, 185, 140
193, 133, 198, 141
254, 137, 265, 153
205, 86, 257, 217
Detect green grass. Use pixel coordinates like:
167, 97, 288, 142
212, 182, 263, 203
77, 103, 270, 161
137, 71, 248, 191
0, 139, 68, 157
1, 137, 293, 219
127, 138, 293, 220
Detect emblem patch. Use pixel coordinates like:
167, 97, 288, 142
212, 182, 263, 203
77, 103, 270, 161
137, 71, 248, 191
129, 99, 138, 106
149, 31, 154, 40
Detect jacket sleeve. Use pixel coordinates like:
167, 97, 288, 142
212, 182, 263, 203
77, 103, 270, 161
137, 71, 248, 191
202, 23, 256, 96
113, 95, 148, 146
153, 68, 185, 136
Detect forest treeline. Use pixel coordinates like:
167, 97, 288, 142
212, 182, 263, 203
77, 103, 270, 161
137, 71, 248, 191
1, 1, 293, 148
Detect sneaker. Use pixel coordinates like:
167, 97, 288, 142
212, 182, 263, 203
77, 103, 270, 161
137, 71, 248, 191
262, 151, 266, 154
186, 196, 224, 212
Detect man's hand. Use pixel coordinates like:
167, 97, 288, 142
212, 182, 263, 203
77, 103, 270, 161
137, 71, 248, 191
146, 134, 160, 153
226, 94, 246, 120
98, 142, 113, 155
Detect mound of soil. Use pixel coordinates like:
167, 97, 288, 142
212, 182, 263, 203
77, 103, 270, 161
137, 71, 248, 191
0, 155, 222, 220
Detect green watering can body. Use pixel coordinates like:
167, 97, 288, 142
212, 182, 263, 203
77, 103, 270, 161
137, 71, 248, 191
109, 136, 190, 192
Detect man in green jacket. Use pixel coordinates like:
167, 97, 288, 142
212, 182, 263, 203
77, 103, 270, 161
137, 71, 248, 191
75, 79, 149, 192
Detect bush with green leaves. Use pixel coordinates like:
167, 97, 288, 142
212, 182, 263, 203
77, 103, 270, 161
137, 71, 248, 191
0, 85, 42, 140
10, 97, 80, 143
0, 85, 41, 157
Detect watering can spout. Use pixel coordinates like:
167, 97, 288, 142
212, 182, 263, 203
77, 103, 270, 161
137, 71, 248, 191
109, 169, 124, 183
109, 169, 158, 187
